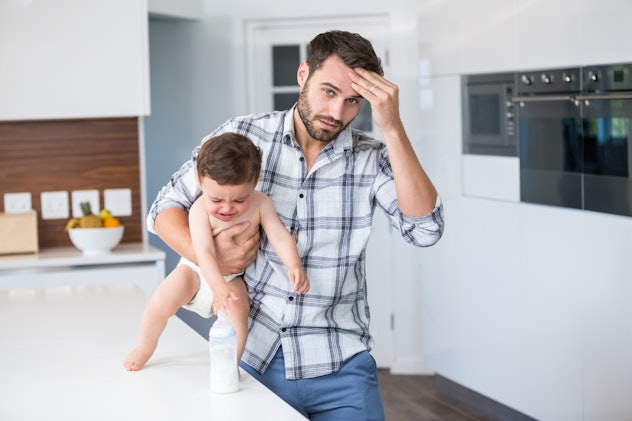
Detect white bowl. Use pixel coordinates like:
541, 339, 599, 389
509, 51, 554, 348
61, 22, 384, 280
68, 226, 124, 255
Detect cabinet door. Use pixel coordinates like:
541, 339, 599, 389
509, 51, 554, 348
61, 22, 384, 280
417, 0, 462, 76
0, 0, 149, 120
515, 0, 580, 70
459, 0, 517, 74
579, 0, 632, 65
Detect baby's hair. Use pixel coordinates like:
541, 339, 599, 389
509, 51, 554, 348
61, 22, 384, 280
196, 132, 262, 185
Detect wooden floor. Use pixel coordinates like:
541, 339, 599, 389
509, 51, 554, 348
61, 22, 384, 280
378, 369, 492, 421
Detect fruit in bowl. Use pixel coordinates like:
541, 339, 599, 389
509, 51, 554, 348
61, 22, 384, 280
65, 202, 124, 254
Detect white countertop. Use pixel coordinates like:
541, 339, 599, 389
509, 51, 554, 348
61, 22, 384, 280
0, 243, 166, 270
0, 283, 306, 420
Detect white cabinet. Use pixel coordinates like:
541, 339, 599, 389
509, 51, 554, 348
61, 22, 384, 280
515, 0, 580, 70
0, 243, 165, 293
579, 0, 632, 65
459, 0, 517, 74
0, 0, 150, 121
417, 0, 462, 76
582, 259, 632, 421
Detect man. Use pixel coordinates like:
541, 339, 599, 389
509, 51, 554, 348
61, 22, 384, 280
148, 30, 444, 420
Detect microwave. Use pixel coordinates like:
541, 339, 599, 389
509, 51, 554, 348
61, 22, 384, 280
462, 72, 517, 156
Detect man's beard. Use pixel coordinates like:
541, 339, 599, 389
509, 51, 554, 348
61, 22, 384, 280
296, 86, 352, 143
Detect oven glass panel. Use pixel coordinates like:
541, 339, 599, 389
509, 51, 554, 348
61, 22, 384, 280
470, 93, 501, 137
582, 101, 630, 177
518, 99, 583, 209
582, 98, 632, 216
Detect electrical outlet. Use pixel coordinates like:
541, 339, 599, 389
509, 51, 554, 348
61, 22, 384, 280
71, 189, 100, 218
3, 192, 32, 214
104, 188, 132, 216
41, 191, 69, 220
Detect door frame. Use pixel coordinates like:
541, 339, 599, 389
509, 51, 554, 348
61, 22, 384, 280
244, 16, 395, 368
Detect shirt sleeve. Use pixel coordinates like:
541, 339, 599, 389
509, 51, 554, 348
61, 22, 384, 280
373, 146, 445, 247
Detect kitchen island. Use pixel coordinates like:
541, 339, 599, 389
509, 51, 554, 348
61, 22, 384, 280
0, 282, 307, 420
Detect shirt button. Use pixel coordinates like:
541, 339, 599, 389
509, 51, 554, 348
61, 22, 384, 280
299, 193, 304, 198
299, 156, 304, 161
281, 328, 287, 332
288, 296, 294, 301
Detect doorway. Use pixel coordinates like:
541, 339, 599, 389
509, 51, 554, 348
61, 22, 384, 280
245, 17, 395, 368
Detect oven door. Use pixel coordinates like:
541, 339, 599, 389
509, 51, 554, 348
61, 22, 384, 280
580, 94, 632, 216
517, 96, 583, 209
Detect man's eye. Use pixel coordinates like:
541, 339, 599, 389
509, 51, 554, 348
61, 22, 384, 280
323, 89, 334, 96
346, 98, 360, 104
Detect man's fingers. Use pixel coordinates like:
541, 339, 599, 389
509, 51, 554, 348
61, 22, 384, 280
222, 221, 251, 240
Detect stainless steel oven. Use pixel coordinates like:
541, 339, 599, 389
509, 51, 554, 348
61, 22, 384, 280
462, 72, 517, 156
515, 63, 632, 216
514, 67, 582, 209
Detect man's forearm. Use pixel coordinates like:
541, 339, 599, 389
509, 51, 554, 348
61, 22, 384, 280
154, 207, 197, 263
386, 130, 438, 217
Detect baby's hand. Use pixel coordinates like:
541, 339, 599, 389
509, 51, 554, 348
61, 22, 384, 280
212, 283, 239, 314
289, 268, 310, 295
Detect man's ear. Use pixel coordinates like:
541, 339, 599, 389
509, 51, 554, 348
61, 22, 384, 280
297, 61, 309, 87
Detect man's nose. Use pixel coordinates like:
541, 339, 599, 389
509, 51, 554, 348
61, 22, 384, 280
329, 100, 345, 121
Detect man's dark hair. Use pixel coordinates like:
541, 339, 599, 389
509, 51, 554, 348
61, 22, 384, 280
306, 30, 384, 77
196, 132, 262, 185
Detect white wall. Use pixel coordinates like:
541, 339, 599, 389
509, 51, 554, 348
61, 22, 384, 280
148, 0, 203, 19
143, 14, 239, 336
418, 0, 632, 420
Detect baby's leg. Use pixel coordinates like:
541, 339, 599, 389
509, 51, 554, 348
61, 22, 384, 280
225, 277, 250, 364
124, 265, 200, 371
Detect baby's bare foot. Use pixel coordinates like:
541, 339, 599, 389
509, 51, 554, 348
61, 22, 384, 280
124, 346, 153, 371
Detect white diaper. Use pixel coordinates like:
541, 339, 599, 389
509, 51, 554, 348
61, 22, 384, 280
179, 257, 243, 318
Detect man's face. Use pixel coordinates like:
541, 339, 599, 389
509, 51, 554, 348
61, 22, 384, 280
296, 55, 364, 143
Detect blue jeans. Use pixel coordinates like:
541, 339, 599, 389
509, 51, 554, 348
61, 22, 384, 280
240, 348, 385, 420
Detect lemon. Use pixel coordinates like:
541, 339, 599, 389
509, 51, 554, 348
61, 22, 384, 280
100, 209, 113, 221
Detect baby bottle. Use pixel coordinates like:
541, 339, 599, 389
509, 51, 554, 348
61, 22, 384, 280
208, 309, 239, 393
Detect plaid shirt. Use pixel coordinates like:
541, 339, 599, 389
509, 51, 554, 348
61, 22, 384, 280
147, 109, 444, 379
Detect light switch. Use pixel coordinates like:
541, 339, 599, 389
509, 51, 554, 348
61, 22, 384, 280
104, 188, 132, 216
71, 190, 100, 218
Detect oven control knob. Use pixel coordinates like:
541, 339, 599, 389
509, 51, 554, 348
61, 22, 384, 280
562, 73, 573, 83
588, 71, 599, 82
521, 75, 532, 85
541, 74, 552, 84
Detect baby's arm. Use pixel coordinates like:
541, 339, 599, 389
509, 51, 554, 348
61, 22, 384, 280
189, 198, 239, 311
258, 195, 310, 294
